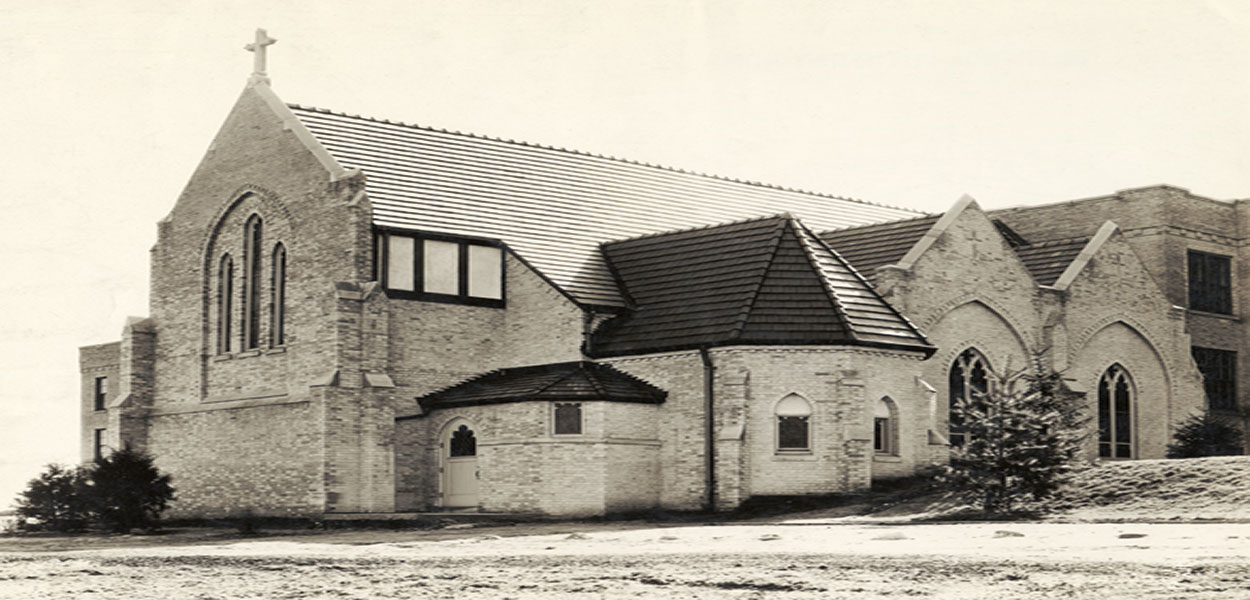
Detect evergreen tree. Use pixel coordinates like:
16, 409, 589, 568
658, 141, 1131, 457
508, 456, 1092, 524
86, 445, 176, 533
14, 464, 92, 532
1167, 413, 1243, 458
942, 359, 1088, 514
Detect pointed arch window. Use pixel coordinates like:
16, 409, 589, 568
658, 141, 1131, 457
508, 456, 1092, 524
874, 397, 899, 455
776, 394, 813, 451
1098, 364, 1134, 459
216, 254, 234, 354
949, 348, 990, 447
242, 215, 263, 350
270, 242, 286, 347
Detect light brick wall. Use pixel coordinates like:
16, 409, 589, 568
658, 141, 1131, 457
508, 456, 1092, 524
79, 343, 119, 462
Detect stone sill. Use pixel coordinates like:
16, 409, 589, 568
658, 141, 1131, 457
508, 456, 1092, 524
773, 451, 815, 461
1187, 309, 1240, 322
873, 454, 903, 463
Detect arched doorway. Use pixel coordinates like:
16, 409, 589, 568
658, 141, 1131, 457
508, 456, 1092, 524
442, 421, 479, 508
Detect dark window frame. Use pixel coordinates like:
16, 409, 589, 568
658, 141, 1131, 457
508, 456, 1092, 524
1188, 250, 1233, 315
270, 242, 287, 347
777, 416, 810, 451
217, 254, 234, 354
553, 402, 583, 435
93, 376, 107, 412
375, 228, 506, 308
1098, 364, 1134, 459
242, 215, 264, 350
1193, 346, 1237, 411
93, 428, 106, 461
949, 348, 990, 447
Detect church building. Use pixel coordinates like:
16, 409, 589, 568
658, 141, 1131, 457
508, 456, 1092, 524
79, 34, 1238, 517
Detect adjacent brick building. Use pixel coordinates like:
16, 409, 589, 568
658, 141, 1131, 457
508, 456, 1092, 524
80, 60, 1236, 518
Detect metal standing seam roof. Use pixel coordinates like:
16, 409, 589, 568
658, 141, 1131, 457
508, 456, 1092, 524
590, 215, 932, 357
286, 104, 924, 307
410, 361, 667, 413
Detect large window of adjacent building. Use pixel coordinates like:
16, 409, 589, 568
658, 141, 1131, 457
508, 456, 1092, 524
775, 394, 812, 452
1188, 250, 1232, 314
93, 376, 107, 411
1192, 347, 1237, 411
1098, 364, 1134, 459
376, 231, 504, 306
948, 348, 990, 447
216, 254, 234, 354
242, 215, 264, 350
270, 242, 287, 347
553, 403, 583, 435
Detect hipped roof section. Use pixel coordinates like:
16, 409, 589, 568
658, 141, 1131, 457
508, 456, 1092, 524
411, 361, 666, 413
285, 103, 923, 307
589, 215, 933, 357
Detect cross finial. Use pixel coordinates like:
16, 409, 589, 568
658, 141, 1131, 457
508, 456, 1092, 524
245, 28, 277, 83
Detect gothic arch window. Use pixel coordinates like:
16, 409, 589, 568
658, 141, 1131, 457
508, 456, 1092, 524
874, 397, 899, 455
949, 348, 990, 447
775, 394, 812, 452
242, 214, 263, 350
1098, 364, 1135, 459
270, 242, 286, 347
449, 424, 477, 457
216, 254, 233, 354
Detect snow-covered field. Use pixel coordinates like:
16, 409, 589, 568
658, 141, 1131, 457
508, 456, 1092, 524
2, 521, 1248, 599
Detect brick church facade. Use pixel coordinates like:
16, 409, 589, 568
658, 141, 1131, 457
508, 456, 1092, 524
79, 62, 1241, 517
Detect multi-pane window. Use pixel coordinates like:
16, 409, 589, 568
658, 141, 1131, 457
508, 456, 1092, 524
1193, 347, 1237, 411
775, 394, 812, 451
553, 403, 582, 435
377, 231, 504, 306
93, 376, 108, 411
270, 243, 287, 347
948, 348, 990, 447
242, 215, 264, 350
1098, 364, 1134, 459
1188, 250, 1232, 314
217, 254, 234, 354
93, 428, 106, 461
449, 424, 477, 457
874, 397, 897, 455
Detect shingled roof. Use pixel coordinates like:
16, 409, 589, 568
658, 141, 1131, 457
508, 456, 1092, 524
286, 104, 923, 307
589, 216, 933, 357
412, 361, 666, 413
1012, 236, 1092, 286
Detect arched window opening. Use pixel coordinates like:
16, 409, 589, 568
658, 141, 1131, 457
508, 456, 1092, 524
449, 424, 477, 457
874, 397, 899, 455
776, 394, 812, 451
242, 215, 263, 350
216, 254, 233, 354
1098, 364, 1134, 459
949, 348, 990, 447
270, 242, 286, 347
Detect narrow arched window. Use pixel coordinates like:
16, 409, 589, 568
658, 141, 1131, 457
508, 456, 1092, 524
242, 215, 263, 350
216, 254, 233, 354
1098, 364, 1134, 459
874, 397, 899, 455
949, 348, 990, 447
776, 394, 813, 451
270, 242, 286, 347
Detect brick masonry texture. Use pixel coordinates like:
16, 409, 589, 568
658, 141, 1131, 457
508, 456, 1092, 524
78, 79, 1243, 518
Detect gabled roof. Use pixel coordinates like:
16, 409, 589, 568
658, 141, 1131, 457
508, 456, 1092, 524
286, 104, 924, 307
589, 216, 932, 357
412, 361, 666, 413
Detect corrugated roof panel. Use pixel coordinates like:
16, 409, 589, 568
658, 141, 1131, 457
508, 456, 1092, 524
290, 105, 924, 306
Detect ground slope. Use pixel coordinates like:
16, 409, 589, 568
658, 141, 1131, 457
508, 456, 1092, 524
1044, 456, 1250, 522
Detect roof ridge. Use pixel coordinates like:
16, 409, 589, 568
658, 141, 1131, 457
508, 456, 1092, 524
580, 361, 610, 397
527, 363, 587, 397
790, 219, 861, 342
728, 218, 791, 341
601, 213, 790, 248
286, 103, 922, 214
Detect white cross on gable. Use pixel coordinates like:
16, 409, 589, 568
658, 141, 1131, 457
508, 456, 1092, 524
245, 29, 277, 82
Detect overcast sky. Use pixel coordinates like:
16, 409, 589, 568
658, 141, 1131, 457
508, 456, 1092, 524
1, 0, 1248, 507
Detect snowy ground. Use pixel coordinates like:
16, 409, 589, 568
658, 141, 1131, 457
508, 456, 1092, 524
2, 520, 1248, 598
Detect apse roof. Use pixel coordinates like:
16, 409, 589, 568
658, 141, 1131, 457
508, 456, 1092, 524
590, 215, 933, 357
286, 104, 923, 307
411, 361, 667, 413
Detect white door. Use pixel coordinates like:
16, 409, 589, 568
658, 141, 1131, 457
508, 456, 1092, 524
443, 422, 479, 508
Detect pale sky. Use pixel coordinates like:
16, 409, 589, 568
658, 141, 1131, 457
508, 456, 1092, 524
1, 0, 1248, 507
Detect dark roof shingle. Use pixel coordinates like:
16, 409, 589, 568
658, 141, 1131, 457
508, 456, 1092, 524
1013, 237, 1091, 286
413, 361, 666, 413
818, 216, 941, 283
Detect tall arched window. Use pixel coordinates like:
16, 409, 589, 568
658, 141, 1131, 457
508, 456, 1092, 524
775, 394, 813, 451
270, 242, 286, 347
216, 254, 233, 354
874, 397, 899, 455
1099, 364, 1134, 459
242, 215, 263, 350
948, 348, 990, 447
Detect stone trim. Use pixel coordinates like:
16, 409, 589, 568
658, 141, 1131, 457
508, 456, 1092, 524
895, 194, 977, 271
151, 396, 306, 417
1052, 222, 1119, 291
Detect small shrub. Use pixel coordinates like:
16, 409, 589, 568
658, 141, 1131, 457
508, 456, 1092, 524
86, 445, 176, 533
1167, 413, 1243, 458
14, 464, 92, 532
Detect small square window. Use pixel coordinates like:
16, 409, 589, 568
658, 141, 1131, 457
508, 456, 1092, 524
553, 403, 582, 435
777, 416, 809, 450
